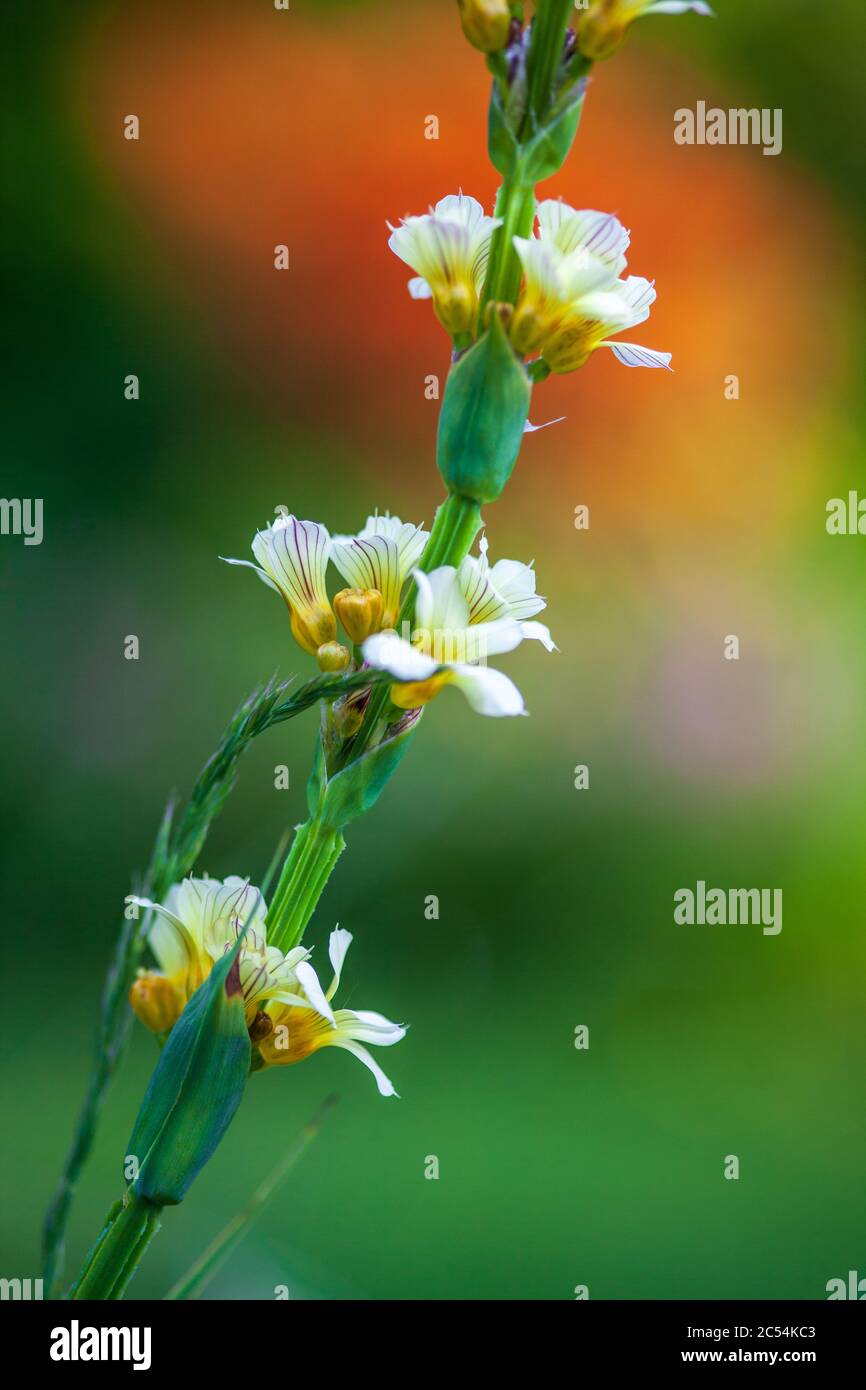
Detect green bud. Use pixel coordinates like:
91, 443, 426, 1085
436, 310, 532, 504
126, 936, 251, 1206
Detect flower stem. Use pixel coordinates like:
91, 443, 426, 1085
418, 491, 483, 572
266, 816, 346, 955
480, 173, 535, 320
69, 1191, 162, 1301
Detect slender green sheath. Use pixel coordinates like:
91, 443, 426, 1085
70, 1192, 162, 1301
525, 0, 574, 123
267, 816, 345, 955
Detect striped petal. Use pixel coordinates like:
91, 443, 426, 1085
603, 342, 673, 369
250, 516, 331, 615
536, 203, 630, 273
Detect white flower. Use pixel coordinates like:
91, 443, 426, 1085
511, 201, 675, 375
511, 201, 671, 372
222, 515, 336, 656
458, 535, 553, 630
128, 876, 311, 1031
388, 193, 501, 336
331, 513, 430, 631
578, 0, 713, 62
363, 543, 556, 717
259, 928, 407, 1098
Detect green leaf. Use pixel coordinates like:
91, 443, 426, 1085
437, 311, 532, 504
488, 82, 519, 178
522, 78, 586, 184
306, 735, 328, 820
126, 939, 250, 1206
311, 719, 418, 832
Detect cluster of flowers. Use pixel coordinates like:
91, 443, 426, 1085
130, 876, 405, 1097
390, 193, 672, 371
125, 0, 718, 1100
224, 512, 556, 716
459, 0, 712, 65
130, 512, 557, 1093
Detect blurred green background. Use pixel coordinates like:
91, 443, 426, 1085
4, 0, 866, 1299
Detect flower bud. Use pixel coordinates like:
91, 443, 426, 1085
457, 0, 512, 55
334, 587, 385, 645
335, 689, 369, 739
316, 640, 352, 672
437, 309, 532, 504
577, 1, 631, 61
129, 971, 182, 1034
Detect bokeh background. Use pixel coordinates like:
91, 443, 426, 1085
4, 0, 866, 1299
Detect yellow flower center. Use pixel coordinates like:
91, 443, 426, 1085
257, 1007, 335, 1067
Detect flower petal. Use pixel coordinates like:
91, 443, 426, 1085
603, 342, 673, 369
295, 961, 336, 1026
448, 663, 526, 717
129, 895, 197, 978
336, 1008, 407, 1046
536, 203, 630, 271
251, 516, 332, 614
331, 534, 403, 619
328, 1036, 401, 1097
645, 2, 713, 15
220, 556, 281, 595
520, 620, 558, 651
327, 927, 353, 1000
363, 632, 438, 681
413, 566, 471, 635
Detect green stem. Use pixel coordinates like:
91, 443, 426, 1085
70, 1191, 162, 1301
267, 816, 345, 955
480, 174, 535, 320
525, 0, 573, 123
418, 491, 484, 573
